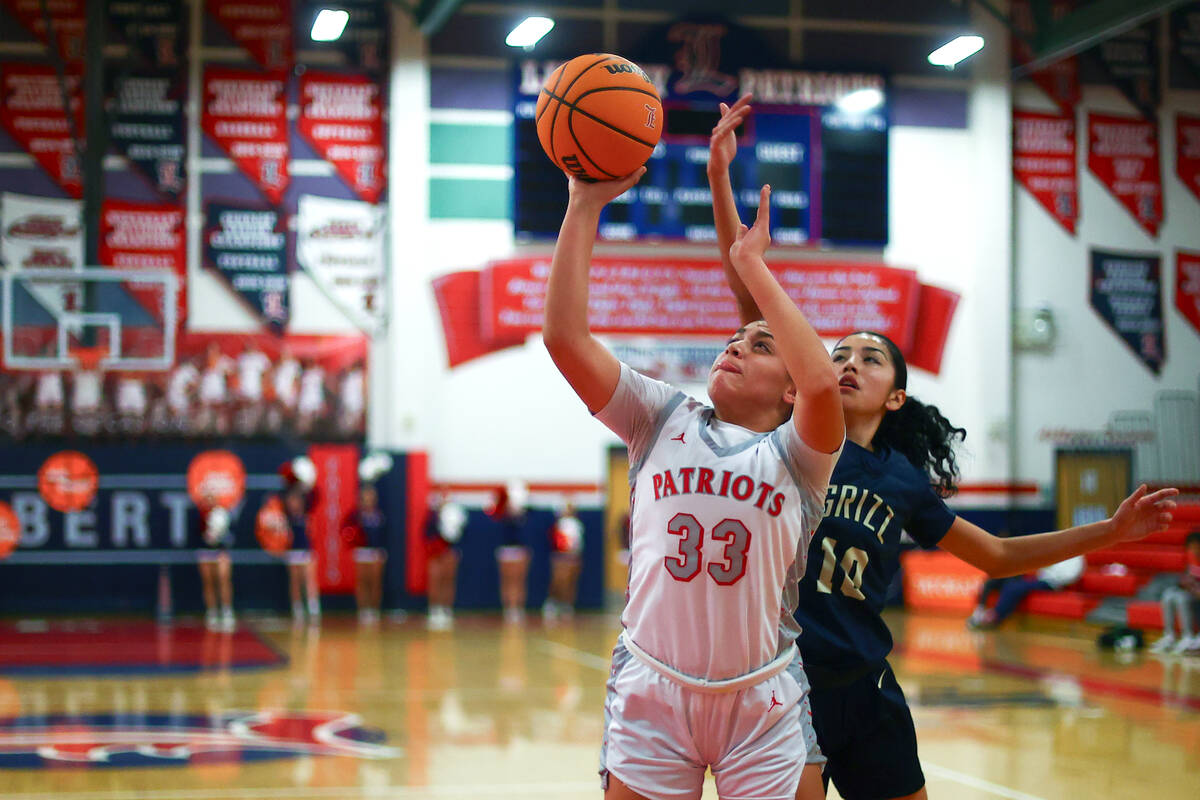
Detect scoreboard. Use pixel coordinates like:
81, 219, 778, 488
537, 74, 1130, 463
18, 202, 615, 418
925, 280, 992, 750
513, 59, 888, 248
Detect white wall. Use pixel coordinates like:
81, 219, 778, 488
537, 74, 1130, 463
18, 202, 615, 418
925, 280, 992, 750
1014, 82, 1200, 485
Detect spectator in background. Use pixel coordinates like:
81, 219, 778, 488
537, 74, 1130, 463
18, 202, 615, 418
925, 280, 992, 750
283, 486, 321, 625
425, 489, 466, 631
198, 342, 233, 436
490, 480, 530, 624
337, 362, 366, 438
544, 500, 584, 621
197, 492, 235, 632
1150, 531, 1200, 655
348, 483, 387, 625
967, 555, 1086, 630
268, 345, 300, 434
234, 342, 271, 435
296, 360, 327, 437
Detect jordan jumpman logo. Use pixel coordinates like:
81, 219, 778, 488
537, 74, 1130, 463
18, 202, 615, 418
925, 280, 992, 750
767, 691, 782, 712
671, 432, 686, 444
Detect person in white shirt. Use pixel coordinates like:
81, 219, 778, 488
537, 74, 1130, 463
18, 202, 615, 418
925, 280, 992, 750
267, 346, 300, 433
542, 169, 843, 800
69, 367, 104, 436
234, 343, 271, 433
198, 342, 234, 435
32, 369, 64, 433
296, 361, 326, 436
114, 371, 148, 434
337, 363, 365, 437
163, 357, 199, 434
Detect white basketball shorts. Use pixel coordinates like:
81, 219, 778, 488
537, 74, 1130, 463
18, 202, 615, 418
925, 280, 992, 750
600, 639, 810, 800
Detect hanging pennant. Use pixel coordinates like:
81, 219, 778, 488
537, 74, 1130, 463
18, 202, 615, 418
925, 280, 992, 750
0, 64, 83, 198
1090, 248, 1164, 374
207, 0, 292, 71
99, 200, 187, 326
1013, 110, 1077, 234
1, 0, 85, 64
1010, 0, 1080, 115
298, 72, 386, 203
295, 194, 385, 332
110, 73, 187, 201
107, 0, 186, 69
1173, 5, 1200, 83
1178, 250, 1200, 340
1089, 21, 1159, 121
1177, 113, 1200, 205
1087, 112, 1162, 237
203, 201, 290, 332
202, 67, 289, 206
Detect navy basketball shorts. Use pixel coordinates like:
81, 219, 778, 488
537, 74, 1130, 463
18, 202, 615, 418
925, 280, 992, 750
808, 661, 924, 800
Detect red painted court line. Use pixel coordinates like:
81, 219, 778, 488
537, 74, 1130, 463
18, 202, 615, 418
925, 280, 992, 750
894, 645, 1200, 712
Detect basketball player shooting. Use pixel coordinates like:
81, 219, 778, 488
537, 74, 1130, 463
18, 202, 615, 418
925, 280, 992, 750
543, 167, 843, 800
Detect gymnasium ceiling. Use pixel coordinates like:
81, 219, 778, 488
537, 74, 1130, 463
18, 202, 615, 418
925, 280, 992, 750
396, 0, 1193, 81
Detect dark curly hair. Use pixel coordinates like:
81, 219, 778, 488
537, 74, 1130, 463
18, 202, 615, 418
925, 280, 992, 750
842, 331, 967, 497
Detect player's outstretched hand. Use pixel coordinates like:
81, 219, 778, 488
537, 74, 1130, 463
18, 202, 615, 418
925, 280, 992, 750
567, 167, 646, 214
709, 94, 752, 174
729, 184, 771, 268
1110, 484, 1178, 543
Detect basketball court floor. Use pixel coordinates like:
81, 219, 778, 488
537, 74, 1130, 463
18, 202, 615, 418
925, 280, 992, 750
0, 609, 1196, 800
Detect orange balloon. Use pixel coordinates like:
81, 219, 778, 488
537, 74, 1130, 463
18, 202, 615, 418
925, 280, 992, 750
256, 495, 291, 554
187, 450, 246, 510
37, 451, 99, 513
0, 501, 19, 559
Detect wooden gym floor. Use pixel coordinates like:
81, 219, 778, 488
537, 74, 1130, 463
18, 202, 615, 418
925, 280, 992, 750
0, 609, 1196, 800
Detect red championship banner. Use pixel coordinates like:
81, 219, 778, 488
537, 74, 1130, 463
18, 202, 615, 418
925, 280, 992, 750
207, 0, 292, 70
435, 256, 960, 373
1087, 113, 1162, 237
1010, 0, 1080, 115
202, 67, 289, 205
1177, 250, 1200, 339
1177, 114, 1200, 204
99, 200, 187, 326
298, 72, 385, 202
0, 64, 83, 197
1013, 110, 1077, 234
308, 444, 359, 594
1, 0, 85, 63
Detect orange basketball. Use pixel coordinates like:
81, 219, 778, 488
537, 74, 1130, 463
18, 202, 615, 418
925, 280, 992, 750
536, 53, 663, 181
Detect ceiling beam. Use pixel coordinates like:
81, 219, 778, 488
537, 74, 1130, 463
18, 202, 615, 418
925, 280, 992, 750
1013, 0, 1189, 78
413, 0, 465, 36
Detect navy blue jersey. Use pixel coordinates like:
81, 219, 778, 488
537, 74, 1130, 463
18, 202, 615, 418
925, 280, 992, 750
795, 440, 955, 674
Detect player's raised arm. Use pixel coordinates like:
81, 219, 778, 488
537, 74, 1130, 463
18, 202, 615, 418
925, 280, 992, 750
729, 186, 843, 453
707, 95, 759, 325
542, 169, 646, 413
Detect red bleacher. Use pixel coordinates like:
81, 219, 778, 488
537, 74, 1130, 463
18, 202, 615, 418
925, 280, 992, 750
1014, 501, 1200, 626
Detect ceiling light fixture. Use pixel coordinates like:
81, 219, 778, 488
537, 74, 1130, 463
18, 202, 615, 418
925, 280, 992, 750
311, 9, 350, 42
927, 35, 985, 68
506, 16, 554, 48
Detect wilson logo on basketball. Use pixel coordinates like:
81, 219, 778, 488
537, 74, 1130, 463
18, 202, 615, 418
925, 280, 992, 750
37, 451, 99, 513
0, 711, 398, 768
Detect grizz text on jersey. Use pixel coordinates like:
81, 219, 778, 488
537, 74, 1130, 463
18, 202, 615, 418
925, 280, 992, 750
650, 467, 787, 516
822, 483, 895, 542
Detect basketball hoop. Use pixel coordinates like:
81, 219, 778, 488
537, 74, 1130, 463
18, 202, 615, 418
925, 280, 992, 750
70, 346, 106, 371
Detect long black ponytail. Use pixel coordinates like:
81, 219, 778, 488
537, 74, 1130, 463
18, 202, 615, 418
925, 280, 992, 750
850, 331, 967, 497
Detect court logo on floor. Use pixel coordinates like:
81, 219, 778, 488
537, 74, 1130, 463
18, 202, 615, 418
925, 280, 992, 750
0, 710, 399, 768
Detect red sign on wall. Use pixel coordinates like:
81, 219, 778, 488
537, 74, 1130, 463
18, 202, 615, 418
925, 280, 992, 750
207, 0, 292, 70
1177, 113, 1200, 205
298, 72, 386, 203
434, 256, 959, 374
1177, 250, 1200, 339
202, 67, 289, 205
1087, 112, 1162, 237
1013, 110, 1077, 234
99, 200, 187, 326
0, 64, 82, 197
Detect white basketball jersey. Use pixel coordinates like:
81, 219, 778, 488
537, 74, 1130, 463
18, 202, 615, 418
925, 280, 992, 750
596, 363, 838, 682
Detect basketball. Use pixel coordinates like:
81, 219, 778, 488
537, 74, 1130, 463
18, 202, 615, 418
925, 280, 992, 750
536, 53, 663, 181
